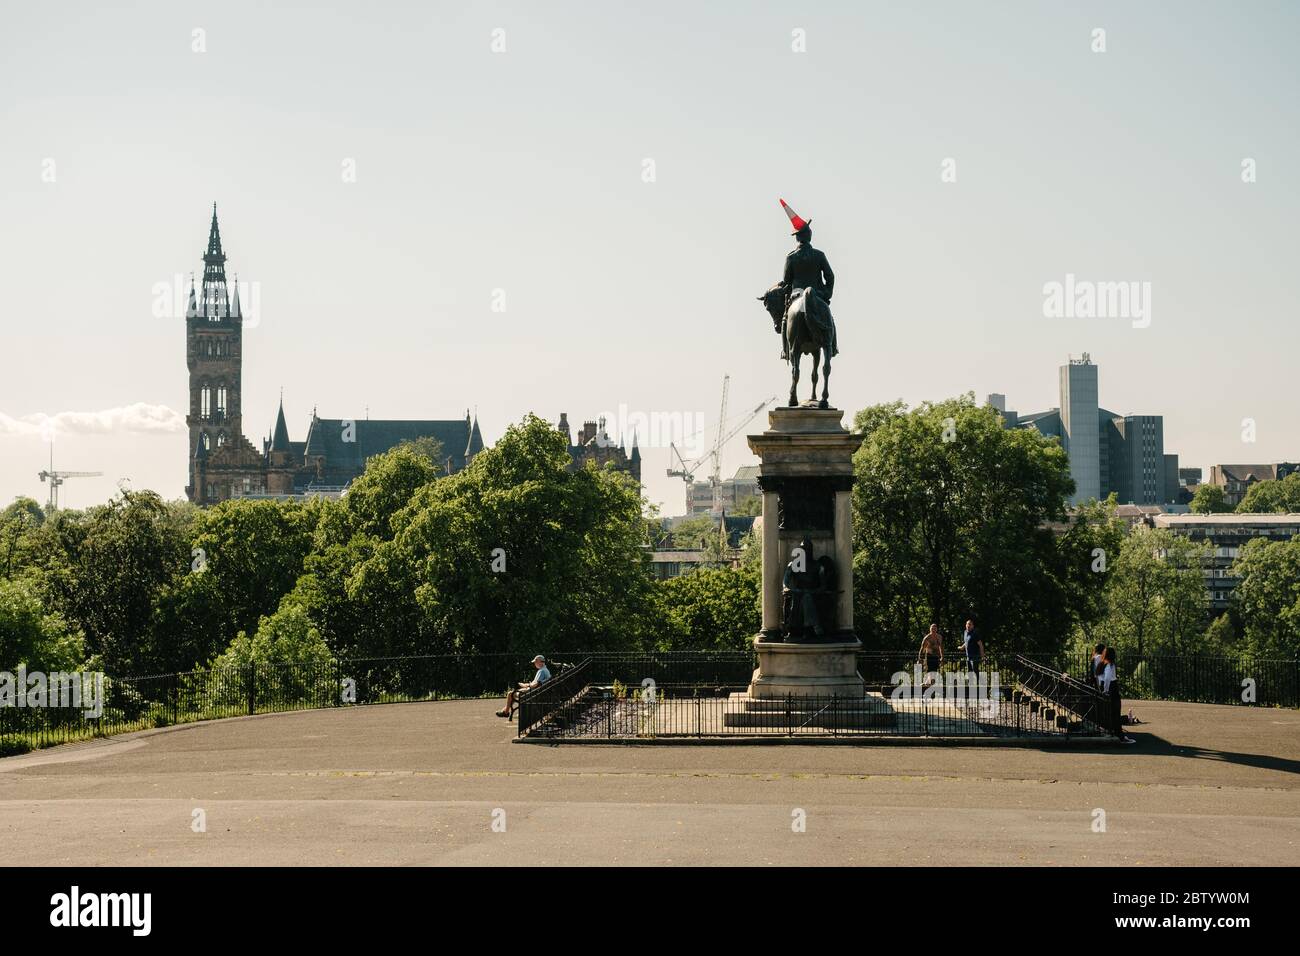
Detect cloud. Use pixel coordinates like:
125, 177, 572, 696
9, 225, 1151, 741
0, 404, 185, 438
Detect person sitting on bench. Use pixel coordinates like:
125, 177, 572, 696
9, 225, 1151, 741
497, 655, 551, 718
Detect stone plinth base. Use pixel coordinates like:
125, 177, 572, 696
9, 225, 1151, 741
748, 637, 865, 699
722, 692, 896, 729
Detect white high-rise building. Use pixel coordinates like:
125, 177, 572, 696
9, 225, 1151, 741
1058, 355, 1100, 504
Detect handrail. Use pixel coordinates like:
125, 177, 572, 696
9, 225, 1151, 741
1014, 654, 1116, 735
515, 659, 592, 737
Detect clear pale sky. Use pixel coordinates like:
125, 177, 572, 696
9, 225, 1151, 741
2, 0, 1297, 513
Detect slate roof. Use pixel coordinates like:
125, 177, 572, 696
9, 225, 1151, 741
271, 402, 292, 451
1216, 464, 1280, 483
303, 417, 474, 471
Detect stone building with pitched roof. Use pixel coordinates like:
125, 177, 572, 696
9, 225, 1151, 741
555, 412, 640, 485
185, 207, 485, 504
1207, 462, 1300, 509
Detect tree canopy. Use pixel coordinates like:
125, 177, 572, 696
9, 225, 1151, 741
1236, 473, 1300, 514
851, 395, 1080, 658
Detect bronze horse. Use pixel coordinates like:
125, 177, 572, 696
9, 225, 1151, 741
759, 283, 834, 408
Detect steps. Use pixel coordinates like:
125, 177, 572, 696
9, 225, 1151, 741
722, 691, 897, 729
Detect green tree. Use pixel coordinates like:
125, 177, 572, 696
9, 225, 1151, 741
207, 601, 337, 710
211, 602, 335, 671
0, 575, 83, 671
0, 497, 44, 579
1096, 527, 1210, 656
1236, 473, 1300, 514
1059, 497, 1128, 651
655, 565, 760, 651
328, 446, 440, 542
671, 515, 736, 565
737, 527, 761, 568
171, 497, 321, 661
286, 447, 443, 661
670, 516, 719, 549
1155, 535, 1212, 655
392, 435, 446, 471
335, 414, 655, 657
290, 532, 383, 660
1230, 536, 1300, 658
851, 395, 1076, 657
1189, 484, 1231, 514
148, 570, 228, 673
38, 490, 188, 675
1201, 613, 1237, 655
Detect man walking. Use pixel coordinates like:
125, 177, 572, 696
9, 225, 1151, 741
917, 625, 944, 689
962, 620, 984, 681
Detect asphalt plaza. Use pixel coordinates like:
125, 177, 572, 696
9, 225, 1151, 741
2, 698, 1297, 866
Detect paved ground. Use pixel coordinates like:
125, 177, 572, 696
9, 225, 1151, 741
2, 699, 1298, 865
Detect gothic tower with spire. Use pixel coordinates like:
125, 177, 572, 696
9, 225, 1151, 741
185, 204, 255, 503
182, 204, 488, 504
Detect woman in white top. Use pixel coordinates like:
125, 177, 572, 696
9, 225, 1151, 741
1099, 659, 1117, 693
1099, 647, 1135, 743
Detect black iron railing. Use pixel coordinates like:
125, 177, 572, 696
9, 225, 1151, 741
3, 649, 1296, 755
515, 659, 592, 737
1014, 655, 1118, 737
1061, 651, 1299, 708
518, 676, 1097, 740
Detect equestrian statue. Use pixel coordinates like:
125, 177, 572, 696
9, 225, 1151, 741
758, 198, 839, 408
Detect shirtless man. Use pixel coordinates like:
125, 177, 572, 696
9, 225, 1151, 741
918, 624, 944, 688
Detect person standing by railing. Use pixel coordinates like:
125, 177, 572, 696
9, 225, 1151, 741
962, 620, 984, 683
1098, 647, 1136, 744
1091, 643, 1106, 690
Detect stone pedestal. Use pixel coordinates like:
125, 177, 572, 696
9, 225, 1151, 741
744, 407, 866, 699
749, 638, 864, 698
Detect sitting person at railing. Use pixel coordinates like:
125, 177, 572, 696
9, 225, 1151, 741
1098, 647, 1136, 744
496, 655, 551, 719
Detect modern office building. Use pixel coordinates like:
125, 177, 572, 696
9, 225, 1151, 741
1152, 513, 1300, 610
1059, 356, 1101, 502
991, 354, 1180, 506
1164, 454, 1183, 506
684, 465, 761, 516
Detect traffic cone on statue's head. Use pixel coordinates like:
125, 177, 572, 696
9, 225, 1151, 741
779, 198, 811, 234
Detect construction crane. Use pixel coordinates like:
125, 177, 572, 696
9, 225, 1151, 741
38, 446, 102, 511
667, 375, 775, 516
